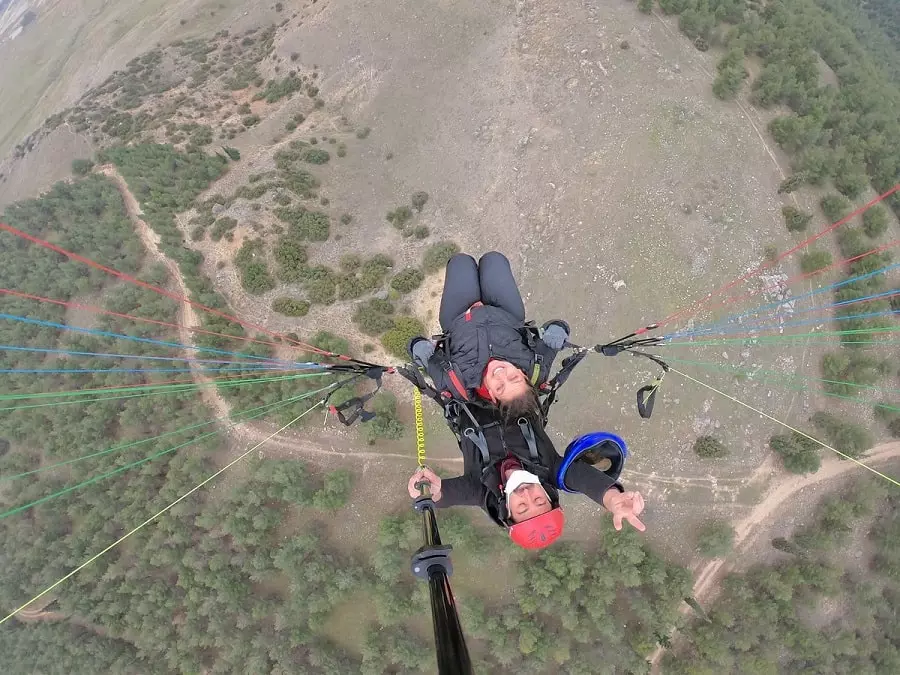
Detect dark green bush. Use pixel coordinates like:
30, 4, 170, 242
359, 254, 394, 290
770, 432, 821, 474
412, 225, 430, 240
863, 205, 890, 238
340, 253, 362, 271
303, 148, 330, 164
782, 206, 813, 232
423, 241, 460, 273
273, 238, 308, 282
274, 206, 330, 241
223, 146, 241, 160
390, 268, 425, 294
411, 191, 429, 212
386, 206, 413, 228
242, 114, 261, 128
693, 436, 728, 459
239, 262, 275, 294
272, 297, 310, 317
361, 392, 405, 444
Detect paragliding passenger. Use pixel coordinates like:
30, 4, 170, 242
406, 252, 646, 549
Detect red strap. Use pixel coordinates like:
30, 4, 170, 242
447, 370, 469, 400
464, 301, 484, 322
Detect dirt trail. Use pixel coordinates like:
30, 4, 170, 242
99, 165, 231, 419
648, 440, 900, 670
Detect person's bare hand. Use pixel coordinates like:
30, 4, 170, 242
602, 489, 646, 532
407, 467, 442, 501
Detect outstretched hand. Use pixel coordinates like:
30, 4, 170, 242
602, 489, 646, 532
407, 467, 442, 501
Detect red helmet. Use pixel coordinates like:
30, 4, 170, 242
508, 507, 565, 549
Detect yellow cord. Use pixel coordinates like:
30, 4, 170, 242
0, 400, 325, 626
414, 387, 426, 467
670, 367, 900, 488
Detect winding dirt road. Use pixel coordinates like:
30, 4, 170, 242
648, 440, 900, 670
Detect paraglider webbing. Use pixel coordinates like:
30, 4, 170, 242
418, 502, 473, 675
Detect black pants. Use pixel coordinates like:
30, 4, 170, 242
439, 252, 526, 331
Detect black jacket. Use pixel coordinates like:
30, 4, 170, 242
435, 409, 621, 525
424, 303, 568, 402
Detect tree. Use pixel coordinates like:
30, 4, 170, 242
353, 299, 396, 335
638, 0, 653, 13
303, 148, 330, 164
693, 435, 728, 458
361, 392, 405, 444
862, 205, 890, 238
778, 174, 804, 194
770, 432, 821, 474
390, 267, 425, 294
820, 194, 851, 223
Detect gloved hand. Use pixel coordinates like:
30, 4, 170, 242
409, 337, 435, 368
541, 323, 569, 350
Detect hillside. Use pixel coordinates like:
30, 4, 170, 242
0, 0, 898, 673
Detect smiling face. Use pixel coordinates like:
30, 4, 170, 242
483, 360, 530, 403
507, 482, 553, 523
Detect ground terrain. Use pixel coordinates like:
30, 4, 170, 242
1, 0, 899, 671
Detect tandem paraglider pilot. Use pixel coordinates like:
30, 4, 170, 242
402, 251, 646, 549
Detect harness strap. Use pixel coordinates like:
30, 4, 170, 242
517, 417, 539, 460
463, 427, 491, 465
327, 368, 385, 426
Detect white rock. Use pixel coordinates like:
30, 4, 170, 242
613, 280, 626, 291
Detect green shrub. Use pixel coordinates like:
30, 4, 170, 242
222, 146, 240, 160
361, 392, 405, 444
353, 299, 396, 336
210, 216, 237, 242
778, 174, 804, 194
423, 241, 460, 273
411, 191, 429, 212
782, 206, 813, 232
696, 520, 735, 557
310, 330, 350, 355
359, 254, 394, 290
337, 274, 367, 301
390, 268, 425, 294
862, 205, 890, 239
303, 148, 330, 164
799, 249, 832, 274
285, 120, 297, 132
693, 436, 728, 459
380, 317, 425, 358
810, 411, 874, 458
242, 114, 261, 128
770, 432, 821, 474
274, 206, 330, 241
386, 205, 414, 228
72, 158, 94, 176
836, 227, 869, 258
356, 127, 371, 139
820, 194, 851, 223
638, 0, 653, 12
273, 238, 308, 282
821, 351, 885, 395
412, 225, 430, 240
240, 262, 275, 294
272, 297, 310, 317
306, 277, 336, 304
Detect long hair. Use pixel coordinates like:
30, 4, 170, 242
499, 385, 543, 425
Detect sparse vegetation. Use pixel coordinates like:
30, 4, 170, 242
303, 147, 330, 164
411, 191, 429, 212
820, 194, 851, 223
71, 158, 94, 176
386, 205, 413, 229
356, 126, 371, 139
693, 435, 728, 459
810, 411, 874, 458
353, 298, 396, 336
271, 297, 310, 317
274, 206, 330, 241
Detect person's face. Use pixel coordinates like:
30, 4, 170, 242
507, 483, 552, 523
484, 360, 529, 403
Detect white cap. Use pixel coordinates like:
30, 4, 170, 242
505, 470, 543, 506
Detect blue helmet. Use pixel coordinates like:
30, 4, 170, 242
556, 432, 628, 493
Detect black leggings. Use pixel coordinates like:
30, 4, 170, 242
439, 252, 526, 331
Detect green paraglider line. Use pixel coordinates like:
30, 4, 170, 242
0, 370, 329, 403
664, 357, 900, 412
0, 384, 336, 520
661, 325, 900, 347
0, 371, 330, 411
